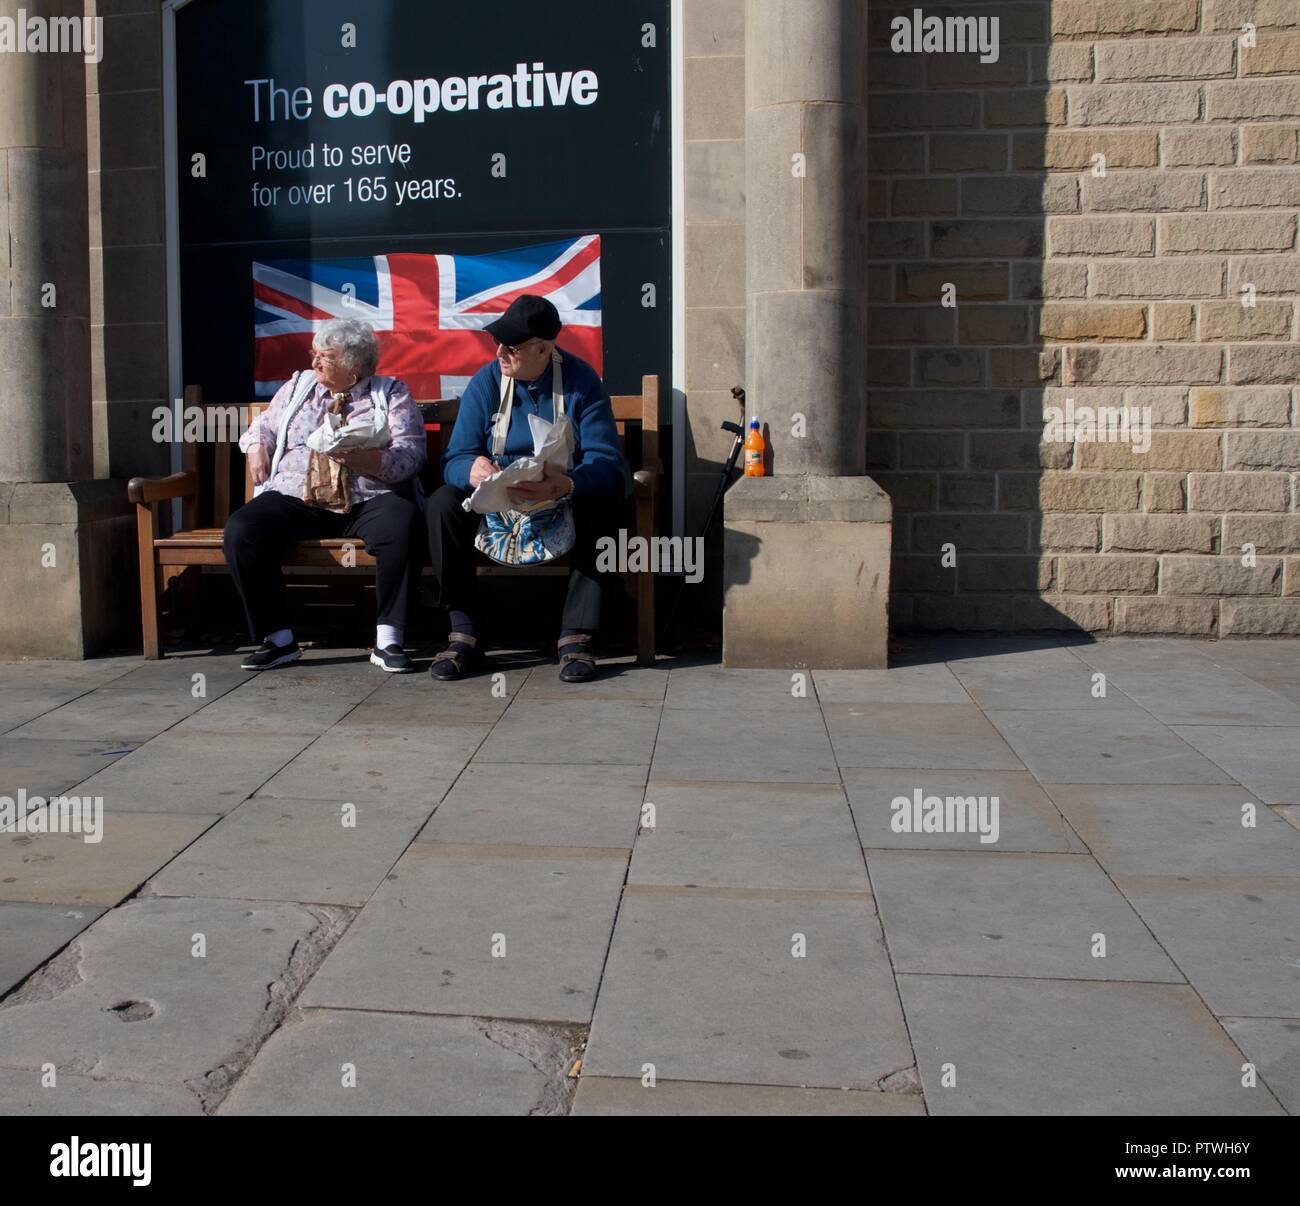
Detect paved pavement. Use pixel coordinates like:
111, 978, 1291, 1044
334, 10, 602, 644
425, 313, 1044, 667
0, 637, 1297, 1115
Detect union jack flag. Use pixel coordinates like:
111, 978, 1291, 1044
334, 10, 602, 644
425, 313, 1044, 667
252, 234, 602, 399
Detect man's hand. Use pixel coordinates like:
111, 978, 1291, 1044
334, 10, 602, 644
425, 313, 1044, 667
248, 444, 271, 486
330, 448, 386, 477
509, 460, 573, 506
469, 455, 499, 488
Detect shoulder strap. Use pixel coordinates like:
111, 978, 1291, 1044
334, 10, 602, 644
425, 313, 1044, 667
264, 370, 318, 488
490, 351, 564, 458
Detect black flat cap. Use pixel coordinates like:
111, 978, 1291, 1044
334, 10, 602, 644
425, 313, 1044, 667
484, 294, 562, 346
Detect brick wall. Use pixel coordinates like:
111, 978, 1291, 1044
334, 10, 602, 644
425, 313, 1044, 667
867, 0, 1300, 635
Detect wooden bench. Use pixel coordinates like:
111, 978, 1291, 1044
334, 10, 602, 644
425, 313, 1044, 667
128, 376, 661, 664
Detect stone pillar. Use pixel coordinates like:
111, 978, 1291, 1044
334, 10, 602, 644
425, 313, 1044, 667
0, 0, 135, 657
723, 0, 891, 667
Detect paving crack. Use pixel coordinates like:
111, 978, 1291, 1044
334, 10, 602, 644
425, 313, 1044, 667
0, 938, 87, 1009
876, 1064, 922, 1094
478, 1020, 586, 1116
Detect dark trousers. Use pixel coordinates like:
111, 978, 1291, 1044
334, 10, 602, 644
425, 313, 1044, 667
425, 484, 618, 633
223, 489, 423, 642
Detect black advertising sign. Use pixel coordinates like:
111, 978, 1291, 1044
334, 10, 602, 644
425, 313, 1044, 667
175, 0, 672, 403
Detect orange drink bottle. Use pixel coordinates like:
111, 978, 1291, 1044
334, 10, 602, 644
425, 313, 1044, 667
743, 417, 766, 477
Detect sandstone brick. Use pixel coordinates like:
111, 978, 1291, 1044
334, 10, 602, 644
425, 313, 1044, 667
1163, 127, 1238, 168
1065, 345, 1223, 386
1038, 385, 1125, 419
867, 263, 892, 301
1224, 430, 1300, 471
913, 594, 1014, 632
1052, 1, 1199, 37
897, 263, 1009, 302
928, 50, 1029, 90
916, 349, 984, 386
1228, 345, 1300, 384
939, 474, 997, 512
867, 180, 889, 222
1090, 257, 1226, 299
984, 89, 1068, 129
1151, 303, 1197, 341
1013, 594, 1112, 631
1104, 513, 1218, 553
868, 221, 926, 258
1014, 130, 1160, 171
873, 474, 936, 514
1114, 597, 1218, 634
1143, 473, 1188, 512
957, 306, 1028, 344
959, 556, 1053, 593
1001, 471, 1141, 513
963, 174, 1079, 216
1161, 213, 1297, 254
1200, 300, 1294, 340
869, 389, 1021, 430
891, 178, 959, 217
1083, 171, 1205, 212
1160, 555, 1284, 596
867, 49, 924, 92
1191, 386, 1292, 427
1210, 169, 1300, 209
969, 432, 1074, 471
1013, 261, 1089, 300
1241, 126, 1299, 164
1124, 387, 1191, 426
930, 134, 1009, 174
1097, 39, 1236, 83
1188, 471, 1292, 512
1059, 555, 1159, 593
990, 348, 1062, 385
868, 307, 955, 344
1076, 433, 1222, 472
1287, 558, 1300, 596
1228, 256, 1300, 295
893, 555, 957, 594
1034, 513, 1101, 552
1207, 80, 1300, 121
871, 92, 979, 132
1039, 303, 1148, 341
867, 430, 899, 471
900, 432, 965, 470
1220, 599, 1300, 634
932, 220, 1043, 258
1241, 33, 1300, 76
1067, 84, 1200, 127
868, 136, 925, 175
1223, 514, 1300, 552
1049, 216, 1155, 257
1030, 44, 1095, 84
1206, 1, 1300, 33
866, 351, 911, 387
912, 514, 1029, 554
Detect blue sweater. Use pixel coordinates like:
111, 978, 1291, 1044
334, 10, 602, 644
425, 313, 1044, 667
441, 350, 627, 501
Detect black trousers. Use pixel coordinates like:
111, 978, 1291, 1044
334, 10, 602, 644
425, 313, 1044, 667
425, 484, 619, 633
223, 489, 423, 642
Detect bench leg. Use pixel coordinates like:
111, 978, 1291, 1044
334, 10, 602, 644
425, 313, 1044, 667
634, 490, 656, 666
135, 503, 163, 659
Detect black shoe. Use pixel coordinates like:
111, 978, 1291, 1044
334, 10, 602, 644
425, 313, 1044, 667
558, 634, 597, 683
241, 639, 301, 671
429, 632, 481, 681
370, 644, 414, 673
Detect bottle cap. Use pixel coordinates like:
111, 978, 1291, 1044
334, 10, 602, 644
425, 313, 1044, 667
749, 417, 759, 428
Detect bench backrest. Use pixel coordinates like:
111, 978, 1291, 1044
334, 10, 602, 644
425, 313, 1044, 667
180, 376, 659, 527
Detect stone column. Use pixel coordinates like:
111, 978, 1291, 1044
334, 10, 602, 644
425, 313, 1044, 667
723, 0, 891, 667
0, 0, 135, 657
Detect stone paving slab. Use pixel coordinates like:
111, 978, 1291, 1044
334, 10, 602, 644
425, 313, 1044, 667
219, 1009, 582, 1116
147, 793, 442, 907
0, 1068, 204, 1116
301, 843, 628, 1023
1220, 1017, 1300, 1115
651, 706, 839, 783
0, 901, 104, 995
1168, 726, 1300, 805
255, 726, 488, 803
628, 782, 869, 892
947, 658, 1136, 713
664, 667, 820, 712
476, 700, 662, 766
519, 661, 669, 702
71, 731, 316, 816
0, 691, 92, 736
6, 687, 212, 744
171, 689, 365, 737
1046, 784, 1300, 878
985, 708, 1234, 785
570, 1076, 925, 1116
813, 664, 971, 705
868, 851, 1184, 982
824, 703, 1024, 771
417, 763, 647, 850
846, 769, 1086, 853
0, 737, 135, 800
584, 886, 913, 1090
0, 897, 350, 1094
1112, 876, 1300, 1018
342, 666, 531, 728
0, 810, 218, 907
899, 975, 1284, 1115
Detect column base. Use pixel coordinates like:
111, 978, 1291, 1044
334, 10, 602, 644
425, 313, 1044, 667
723, 475, 892, 669
0, 482, 137, 658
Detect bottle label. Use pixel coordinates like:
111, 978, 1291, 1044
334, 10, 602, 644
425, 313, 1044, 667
744, 448, 763, 472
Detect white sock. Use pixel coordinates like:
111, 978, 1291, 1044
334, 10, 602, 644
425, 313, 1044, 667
266, 628, 294, 648
376, 624, 403, 651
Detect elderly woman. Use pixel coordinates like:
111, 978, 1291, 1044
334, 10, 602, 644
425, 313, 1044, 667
225, 318, 426, 671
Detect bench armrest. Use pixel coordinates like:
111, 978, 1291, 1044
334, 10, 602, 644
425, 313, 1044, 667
128, 471, 200, 505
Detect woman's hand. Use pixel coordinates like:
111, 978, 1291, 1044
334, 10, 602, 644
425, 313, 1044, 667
248, 444, 271, 485
331, 448, 386, 476
508, 460, 573, 506
469, 455, 499, 488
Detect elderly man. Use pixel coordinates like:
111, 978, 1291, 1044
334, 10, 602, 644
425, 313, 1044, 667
226, 318, 426, 671
426, 295, 627, 683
